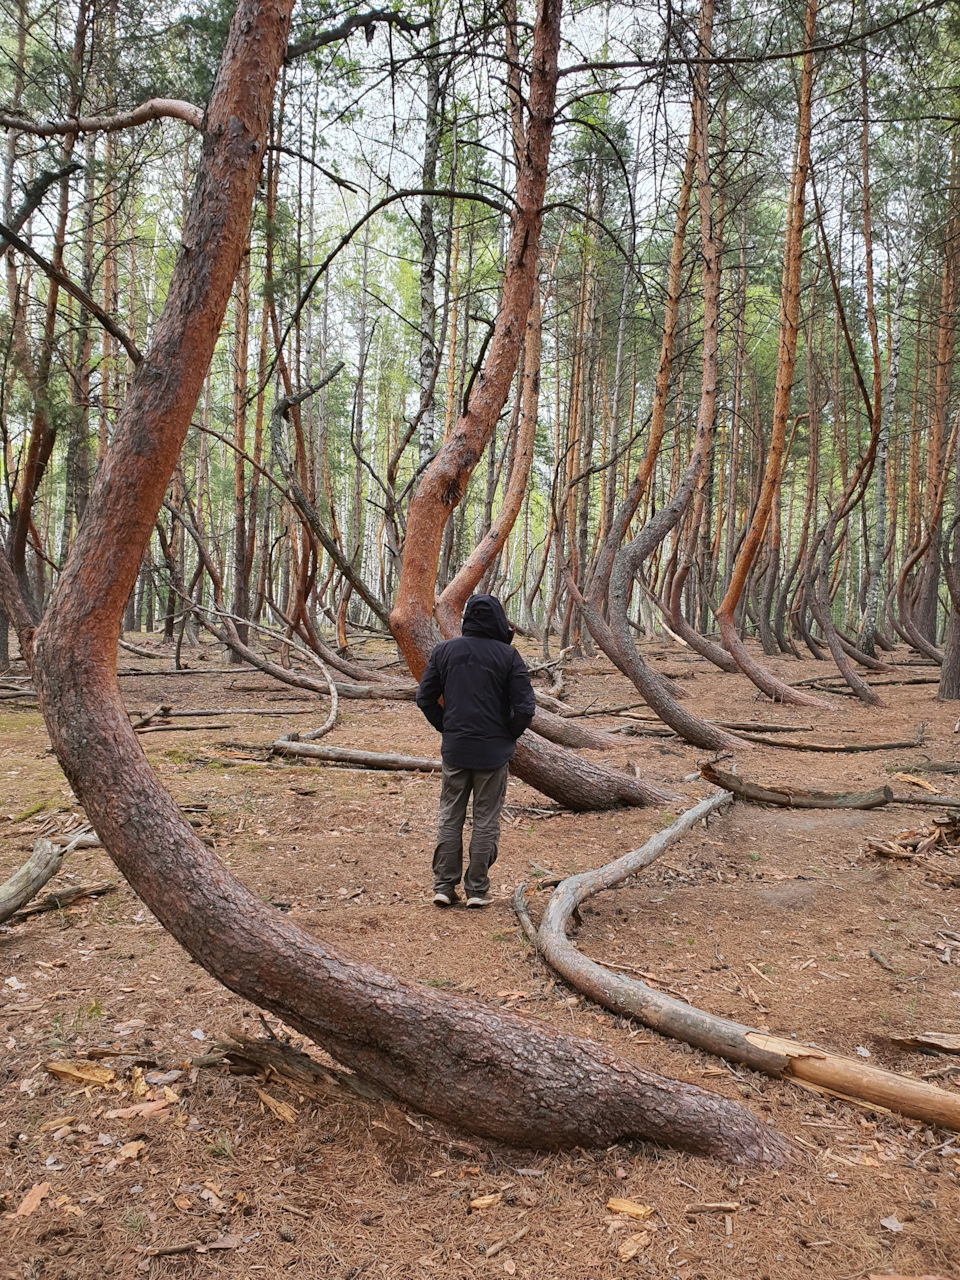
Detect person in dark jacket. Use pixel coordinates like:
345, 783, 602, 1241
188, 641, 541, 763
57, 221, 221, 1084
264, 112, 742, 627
416, 594, 536, 907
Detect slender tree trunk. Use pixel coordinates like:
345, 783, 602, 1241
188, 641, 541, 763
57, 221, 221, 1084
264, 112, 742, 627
860, 237, 910, 656
391, 0, 560, 667
584, 121, 696, 613
436, 291, 541, 633
715, 0, 828, 708
230, 242, 251, 659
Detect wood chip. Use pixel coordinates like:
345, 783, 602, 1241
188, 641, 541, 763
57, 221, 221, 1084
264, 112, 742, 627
14, 1182, 50, 1216
45, 1060, 115, 1087
256, 1088, 298, 1123
105, 1100, 171, 1120
892, 773, 940, 793
469, 1193, 501, 1210
606, 1197, 653, 1220
685, 1201, 740, 1214
617, 1231, 651, 1260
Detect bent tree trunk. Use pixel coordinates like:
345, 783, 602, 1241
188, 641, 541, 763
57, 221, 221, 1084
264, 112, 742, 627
581, 7, 745, 758
714, 0, 830, 710
391, 0, 670, 811
3, 0, 790, 1168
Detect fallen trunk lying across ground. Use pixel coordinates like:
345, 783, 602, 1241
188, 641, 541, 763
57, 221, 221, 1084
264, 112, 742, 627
270, 740, 443, 772
700, 761, 894, 809
729, 723, 925, 752
513, 793, 960, 1131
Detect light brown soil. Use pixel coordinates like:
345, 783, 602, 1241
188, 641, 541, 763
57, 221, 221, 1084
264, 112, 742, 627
2, 636, 959, 1280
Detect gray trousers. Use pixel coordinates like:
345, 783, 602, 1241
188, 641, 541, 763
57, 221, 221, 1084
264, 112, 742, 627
432, 763, 509, 898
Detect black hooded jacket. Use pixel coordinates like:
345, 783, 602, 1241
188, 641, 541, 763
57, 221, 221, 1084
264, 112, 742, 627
416, 595, 537, 770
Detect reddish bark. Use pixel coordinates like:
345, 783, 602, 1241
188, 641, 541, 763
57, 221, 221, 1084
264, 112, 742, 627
580, 2, 744, 755
584, 121, 696, 615
434, 292, 541, 636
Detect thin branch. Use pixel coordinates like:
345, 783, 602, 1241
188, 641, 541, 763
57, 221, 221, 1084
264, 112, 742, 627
0, 220, 142, 364
0, 163, 83, 263
557, 0, 948, 76
261, 188, 508, 397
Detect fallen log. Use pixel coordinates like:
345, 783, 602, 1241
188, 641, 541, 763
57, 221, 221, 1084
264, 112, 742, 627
731, 723, 924, 752
531, 706, 637, 752
699, 762, 893, 809
271, 741, 443, 772
130, 705, 328, 719
7, 879, 117, 922
888, 794, 960, 809
792, 674, 940, 689
115, 667, 417, 698
136, 723, 234, 734
0, 839, 67, 925
0, 828, 100, 924
711, 721, 814, 734
515, 794, 960, 1132
118, 638, 169, 659
47, 832, 100, 849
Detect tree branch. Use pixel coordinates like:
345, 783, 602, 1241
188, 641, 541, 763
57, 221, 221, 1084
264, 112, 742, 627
0, 163, 83, 263
286, 9, 429, 61
0, 220, 142, 364
0, 98, 202, 137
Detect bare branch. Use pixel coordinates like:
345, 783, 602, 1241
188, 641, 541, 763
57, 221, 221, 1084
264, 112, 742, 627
0, 220, 142, 364
0, 163, 83, 263
286, 9, 429, 61
0, 98, 202, 137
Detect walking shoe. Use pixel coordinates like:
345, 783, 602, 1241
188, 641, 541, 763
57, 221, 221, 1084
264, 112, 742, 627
433, 891, 457, 907
465, 895, 493, 908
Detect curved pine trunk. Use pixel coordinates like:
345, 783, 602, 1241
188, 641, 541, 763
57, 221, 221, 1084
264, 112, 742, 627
715, 0, 830, 710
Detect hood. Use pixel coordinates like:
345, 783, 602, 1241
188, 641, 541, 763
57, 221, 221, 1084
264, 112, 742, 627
462, 594, 514, 643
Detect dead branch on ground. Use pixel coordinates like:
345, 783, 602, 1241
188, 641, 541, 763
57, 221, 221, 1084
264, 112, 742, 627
514, 794, 960, 1131
269, 741, 442, 772
700, 761, 893, 808
0, 828, 99, 925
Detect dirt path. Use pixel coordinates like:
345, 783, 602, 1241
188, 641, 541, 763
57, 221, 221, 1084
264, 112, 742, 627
2, 637, 958, 1279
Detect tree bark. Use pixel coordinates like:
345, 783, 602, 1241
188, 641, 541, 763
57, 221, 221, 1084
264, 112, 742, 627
435, 290, 541, 634
391, 0, 561, 670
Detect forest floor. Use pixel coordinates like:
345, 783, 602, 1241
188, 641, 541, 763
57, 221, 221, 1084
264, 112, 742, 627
1, 634, 959, 1280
